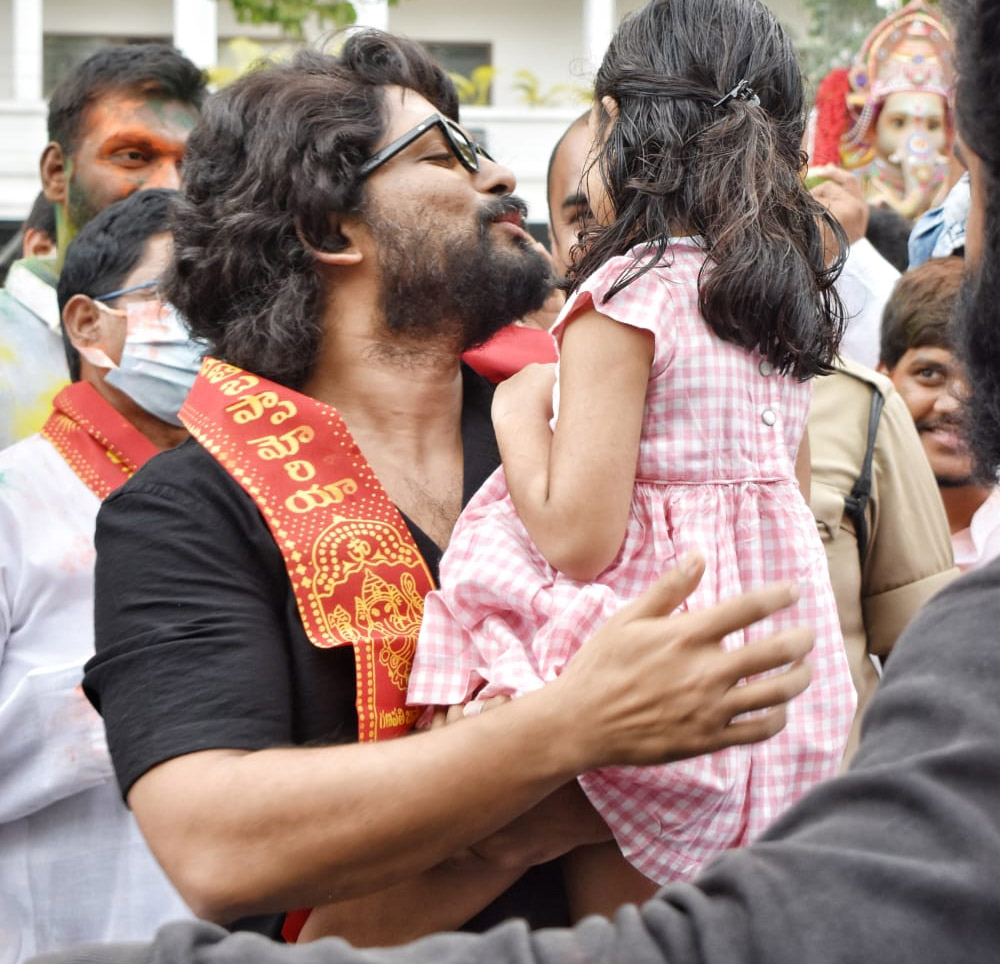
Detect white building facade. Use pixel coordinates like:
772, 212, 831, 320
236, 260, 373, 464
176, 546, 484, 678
0, 0, 808, 231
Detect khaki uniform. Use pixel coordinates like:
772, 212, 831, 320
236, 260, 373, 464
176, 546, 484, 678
808, 358, 958, 761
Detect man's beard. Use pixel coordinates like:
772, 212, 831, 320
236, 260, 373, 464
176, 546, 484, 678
953, 258, 1000, 483
65, 174, 102, 238
370, 196, 554, 353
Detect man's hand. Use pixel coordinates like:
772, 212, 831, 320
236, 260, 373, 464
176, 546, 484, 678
809, 165, 869, 245
545, 553, 813, 772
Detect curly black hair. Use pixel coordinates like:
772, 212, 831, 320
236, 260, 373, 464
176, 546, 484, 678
164, 32, 459, 390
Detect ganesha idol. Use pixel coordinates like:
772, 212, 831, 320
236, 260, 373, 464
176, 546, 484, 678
810, 2, 955, 222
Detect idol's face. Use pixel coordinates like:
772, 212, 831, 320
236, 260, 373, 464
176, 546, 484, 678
875, 91, 948, 161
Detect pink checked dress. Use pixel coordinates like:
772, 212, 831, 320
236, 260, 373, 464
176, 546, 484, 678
407, 240, 856, 885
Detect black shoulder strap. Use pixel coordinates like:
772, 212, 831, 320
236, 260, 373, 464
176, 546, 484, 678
842, 387, 885, 566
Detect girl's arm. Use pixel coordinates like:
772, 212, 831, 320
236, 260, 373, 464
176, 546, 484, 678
493, 308, 654, 582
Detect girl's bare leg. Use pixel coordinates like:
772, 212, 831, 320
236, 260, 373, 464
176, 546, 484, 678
562, 841, 658, 921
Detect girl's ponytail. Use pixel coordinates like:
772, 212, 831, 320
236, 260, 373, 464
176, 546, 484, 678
571, 0, 847, 380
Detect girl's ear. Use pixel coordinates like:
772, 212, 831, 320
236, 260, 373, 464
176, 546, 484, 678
600, 96, 619, 125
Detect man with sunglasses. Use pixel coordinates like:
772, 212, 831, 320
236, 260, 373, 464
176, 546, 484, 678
82, 33, 815, 947
0, 188, 198, 961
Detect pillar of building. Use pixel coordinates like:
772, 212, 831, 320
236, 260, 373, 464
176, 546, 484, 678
12, 0, 44, 102
173, 0, 219, 69
582, 0, 615, 70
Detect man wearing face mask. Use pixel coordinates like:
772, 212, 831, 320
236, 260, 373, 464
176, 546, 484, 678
0, 188, 199, 962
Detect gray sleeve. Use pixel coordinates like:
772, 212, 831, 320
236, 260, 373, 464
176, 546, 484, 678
30, 563, 1000, 964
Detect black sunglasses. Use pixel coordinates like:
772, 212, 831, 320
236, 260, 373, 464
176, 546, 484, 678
358, 113, 494, 178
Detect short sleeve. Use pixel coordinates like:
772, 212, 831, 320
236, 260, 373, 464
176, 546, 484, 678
84, 444, 301, 797
552, 244, 701, 378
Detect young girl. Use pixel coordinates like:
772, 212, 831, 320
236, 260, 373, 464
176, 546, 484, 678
407, 0, 856, 915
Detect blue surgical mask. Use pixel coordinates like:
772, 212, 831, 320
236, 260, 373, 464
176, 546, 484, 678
80, 299, 205, 426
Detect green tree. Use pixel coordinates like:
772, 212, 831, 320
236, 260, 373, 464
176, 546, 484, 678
220, 0, 399, 38
798, 0, 895, 87
796, 0, 946, 88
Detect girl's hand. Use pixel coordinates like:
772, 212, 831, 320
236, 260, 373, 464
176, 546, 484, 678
491, 362, 556, 430
427, 695, 511, 728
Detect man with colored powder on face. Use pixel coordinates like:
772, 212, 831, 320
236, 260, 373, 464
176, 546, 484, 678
0, 188, 201, 961
0, 43, 205, 449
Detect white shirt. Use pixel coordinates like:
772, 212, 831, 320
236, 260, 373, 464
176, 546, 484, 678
0, 433, 191, 963
835, 238, 901, 371
952, 487, 1000, 573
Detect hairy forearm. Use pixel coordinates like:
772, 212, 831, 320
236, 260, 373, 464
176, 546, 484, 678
130, 686, 584, 922
297, 862, 525, 946
129, 568, 810, 926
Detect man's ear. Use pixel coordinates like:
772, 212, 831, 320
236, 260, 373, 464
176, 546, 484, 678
40, 142, 69, 205
62, 294, 104, 349
295, 215, 364, 267
875, 362, 889, 376
23, 227, 55, 260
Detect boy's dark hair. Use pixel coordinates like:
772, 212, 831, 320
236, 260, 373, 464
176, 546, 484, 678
879, 256, 964, 370
47, 43, 207, 153
24, 191, 56, 239
0, 192, 56, 284
572, 0, 846, 379
165, 32, 459, 390
865, 206, 911, 273
58, 188, 176, 381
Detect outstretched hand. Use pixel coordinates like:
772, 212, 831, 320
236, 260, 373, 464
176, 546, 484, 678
548, 552, 813, 772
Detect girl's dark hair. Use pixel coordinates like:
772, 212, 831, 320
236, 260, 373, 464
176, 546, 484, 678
571, 0, 846, 379
164, 32, 459, 390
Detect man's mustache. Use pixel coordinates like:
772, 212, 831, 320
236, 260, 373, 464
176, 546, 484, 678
478, 196, 530, 231
915, 417, 967, 440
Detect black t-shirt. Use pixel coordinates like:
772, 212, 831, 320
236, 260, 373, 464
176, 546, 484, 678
84, 365, 568, 936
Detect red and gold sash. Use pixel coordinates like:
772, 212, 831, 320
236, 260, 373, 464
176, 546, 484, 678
180, 357, 434, 743
40, 382, 160, 499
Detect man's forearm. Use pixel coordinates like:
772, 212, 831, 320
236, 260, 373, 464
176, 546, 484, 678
128, 566, 809, 923
296, 861, 526, 945
129, 687, 582, 922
